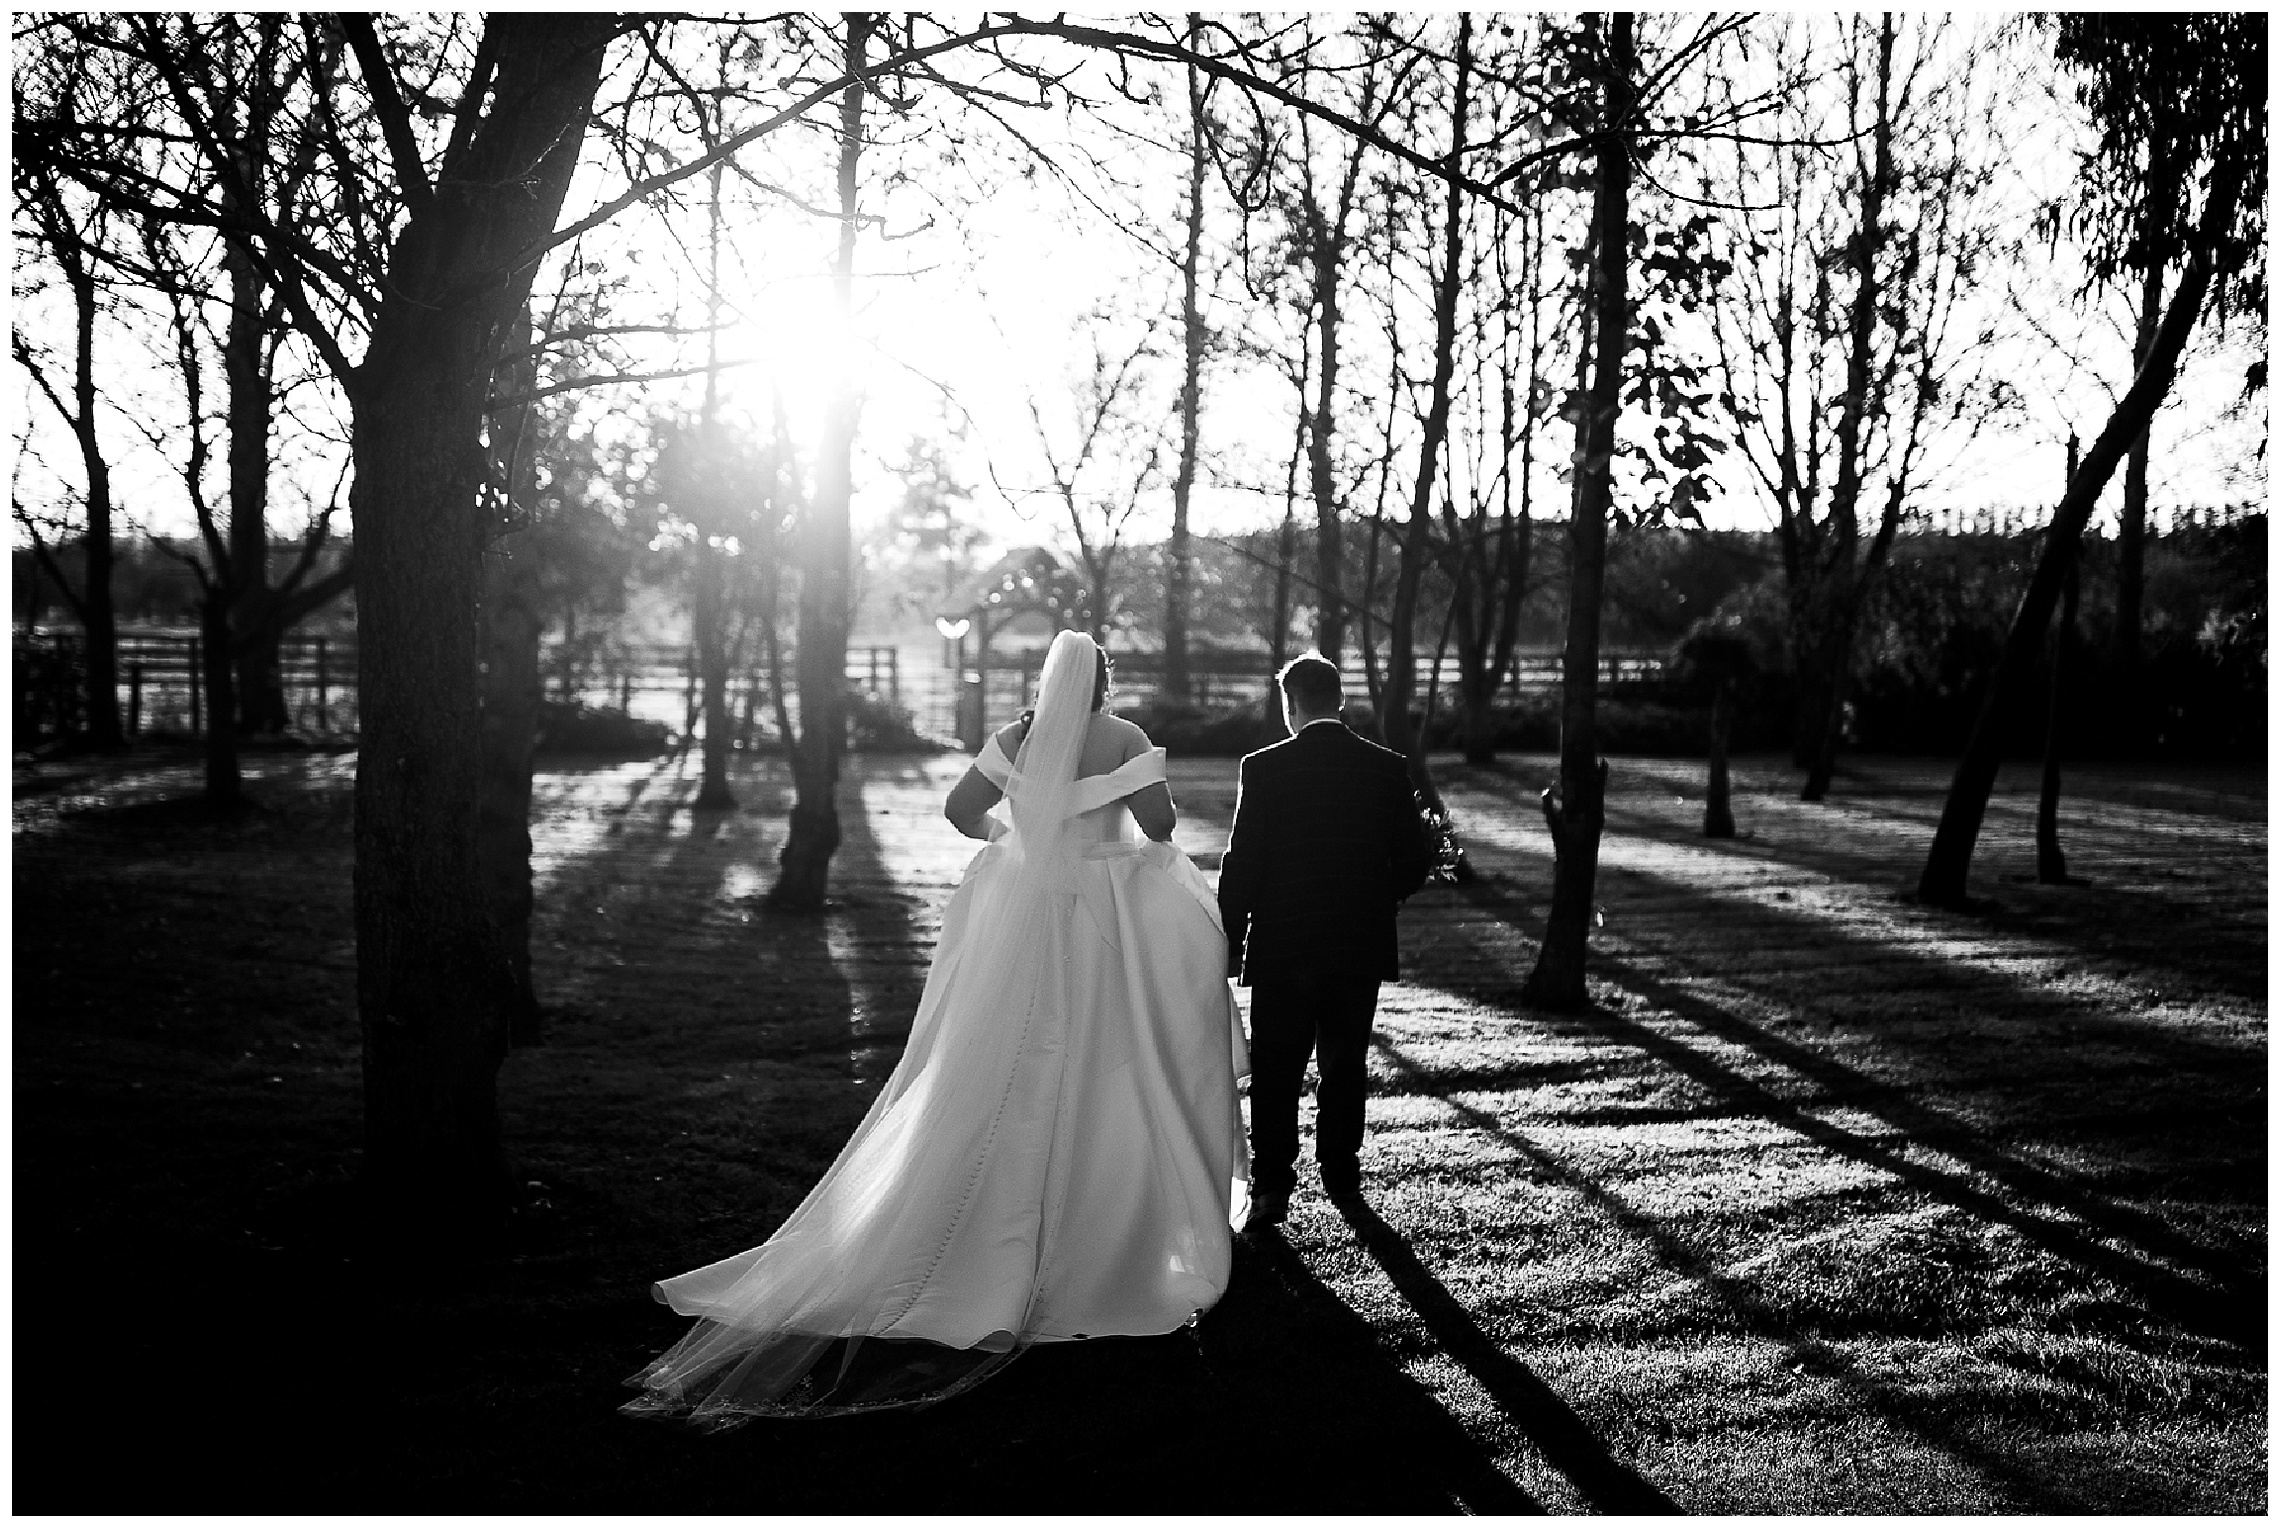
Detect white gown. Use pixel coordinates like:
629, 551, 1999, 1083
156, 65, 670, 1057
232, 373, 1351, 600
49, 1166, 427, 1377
624, 714, 1249, 1427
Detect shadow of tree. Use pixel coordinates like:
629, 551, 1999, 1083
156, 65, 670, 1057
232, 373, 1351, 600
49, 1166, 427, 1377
1464, 754, 2267, 1006
1330, 1193, 1679, 1513
1367, 1032, 2098, 1513
1427, 872, 2265, 1352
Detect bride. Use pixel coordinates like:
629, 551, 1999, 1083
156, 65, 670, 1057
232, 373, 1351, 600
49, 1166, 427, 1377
624, 629, 1249, 1426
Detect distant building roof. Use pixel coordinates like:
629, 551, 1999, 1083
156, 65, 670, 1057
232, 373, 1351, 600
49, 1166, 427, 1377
943, 547, 1090, 629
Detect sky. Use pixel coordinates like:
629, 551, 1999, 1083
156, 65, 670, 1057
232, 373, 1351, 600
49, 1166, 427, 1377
646, 14, 2267, 559
10, 14, 2268, 568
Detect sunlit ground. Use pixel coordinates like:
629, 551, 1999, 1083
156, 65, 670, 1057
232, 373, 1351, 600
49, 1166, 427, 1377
12, 743, 2264, 1511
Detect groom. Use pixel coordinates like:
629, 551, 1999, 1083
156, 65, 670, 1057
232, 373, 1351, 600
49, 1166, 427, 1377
1219, 655, 1433, 1230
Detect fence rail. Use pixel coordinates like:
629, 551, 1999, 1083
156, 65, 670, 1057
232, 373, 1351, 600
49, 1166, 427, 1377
976, 643, 1661, 699
15, 624, 1669, 749
920, 643, 1667, 746
11, 628, 904, 745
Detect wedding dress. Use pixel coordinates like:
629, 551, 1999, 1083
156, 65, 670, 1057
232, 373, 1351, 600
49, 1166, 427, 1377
623, 630, 1249, 1426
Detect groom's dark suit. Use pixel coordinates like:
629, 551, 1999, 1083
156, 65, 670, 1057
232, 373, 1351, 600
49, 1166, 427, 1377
1219, 718, 1432, 1204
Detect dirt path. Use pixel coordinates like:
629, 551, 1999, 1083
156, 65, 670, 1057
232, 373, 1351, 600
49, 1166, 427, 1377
13, 744, 2265, 1511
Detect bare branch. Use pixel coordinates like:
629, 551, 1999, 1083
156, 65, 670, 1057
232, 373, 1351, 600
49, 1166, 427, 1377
10, 503, 91, 623
494, 359, 763, 409
338, 14, 434, 214
529, 18, 1031, 269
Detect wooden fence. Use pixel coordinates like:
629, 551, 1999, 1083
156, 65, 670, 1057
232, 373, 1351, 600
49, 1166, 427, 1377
11, 628, 904, 744
15, 624, 1667, 748
918, 643, 1667, 746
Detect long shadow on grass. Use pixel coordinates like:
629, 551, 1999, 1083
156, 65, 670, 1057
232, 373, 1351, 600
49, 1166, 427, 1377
1331, 1195, 1680, 1513
1595, 942, 2265, 1286
1367, 1034, 2095, 1513
486, 756, 880, 1369
1432, 789, 2267, 1266
1437, 880, 2263, 1354
1462, 758, 2267, 1006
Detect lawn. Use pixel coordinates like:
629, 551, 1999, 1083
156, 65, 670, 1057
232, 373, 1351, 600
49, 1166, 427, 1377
12, 742, 2265, 1512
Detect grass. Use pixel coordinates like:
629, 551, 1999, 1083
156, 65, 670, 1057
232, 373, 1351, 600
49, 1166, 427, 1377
12, 742, 2265, 1512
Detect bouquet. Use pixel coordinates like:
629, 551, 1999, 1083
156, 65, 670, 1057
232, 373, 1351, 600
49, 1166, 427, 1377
1417, 793, 1466, 884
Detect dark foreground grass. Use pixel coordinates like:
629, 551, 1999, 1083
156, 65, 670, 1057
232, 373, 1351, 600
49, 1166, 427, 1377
12, 744, 2266, 1512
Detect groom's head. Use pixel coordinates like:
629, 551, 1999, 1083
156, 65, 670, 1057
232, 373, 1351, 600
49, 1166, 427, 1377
1278, 655, 1344, 736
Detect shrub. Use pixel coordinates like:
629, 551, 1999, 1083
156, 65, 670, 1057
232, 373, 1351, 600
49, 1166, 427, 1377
1114, 699, 1286, 757
534, 703, 672, 758
1414, 692, 1768, 757
845, 687, 949, 754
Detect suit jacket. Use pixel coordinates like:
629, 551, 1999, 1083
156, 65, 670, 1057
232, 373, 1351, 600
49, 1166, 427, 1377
1218, 720, 1433, 986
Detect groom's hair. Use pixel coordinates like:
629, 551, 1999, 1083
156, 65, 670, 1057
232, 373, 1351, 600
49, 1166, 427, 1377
1278, 654, 1343, 716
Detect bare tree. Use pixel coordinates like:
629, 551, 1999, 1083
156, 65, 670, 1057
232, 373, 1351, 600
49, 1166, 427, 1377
12, 158, 125, 749
691, 153, 739, 812
124, 196, 355, 802
2033, 433, 2082, 885
1519, 11, 1635, 1009
478, 309, 545, 1045
1706, 15, 2011, 801
1378, 13, 1473, 808
771, 12, 872, 910
1019, 313, 1169, 643
1440, 50, 1563, 767
1919, 13, 2265, 905
1159, 17, 1210, 707
1292, 22, 1417, 664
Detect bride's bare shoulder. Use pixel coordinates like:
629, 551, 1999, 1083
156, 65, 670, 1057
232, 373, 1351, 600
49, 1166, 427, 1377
1091, 711, 1155, 757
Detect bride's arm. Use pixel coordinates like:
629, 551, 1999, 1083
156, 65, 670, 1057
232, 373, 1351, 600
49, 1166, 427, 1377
1116, 722, 1177, 842
1126, 780, 1176, 842
944, 722, 1023, 840
943, 767, 1004, 840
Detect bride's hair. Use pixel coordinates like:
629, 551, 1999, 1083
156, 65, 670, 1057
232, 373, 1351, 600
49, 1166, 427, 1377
1020, 636, 1111, 732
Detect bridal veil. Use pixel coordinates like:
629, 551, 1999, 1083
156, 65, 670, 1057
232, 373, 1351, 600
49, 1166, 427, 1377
624, 629, 1246, 1425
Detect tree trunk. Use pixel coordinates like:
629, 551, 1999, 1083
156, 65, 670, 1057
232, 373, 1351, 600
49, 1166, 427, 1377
1267, 498, 1298, 712
1797, 16, 1896, 801
1785, 566, 1825, 770
1459, 673, 1497, 768
223, 165, 285, 737
1917, 165, 2232, 906
695, 157, 738, 810
693, 527, 736, 808
2035, 435, 2082, 885
1521, 11, 1633, 1011
62, 229, 123, 750
1263, 317, 1313, 715
351, 15, 611, 1225
200, 588, 241, 808
2035, 553, 2079, 884
1306, 198, 1346, 663
1798, 601, 1858, 801
1086, 550, 1116, 649
479, 526, 544, 1044
1451, 218, 1537, 772
1163, 27, 1206, 707
2114, 258, 2163, 665
1380, 12, 1470, 810
80, 478, 121, 748
1703, 680, 1735, 838
771, 14, 869, 911
478, 305, 545, 1048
